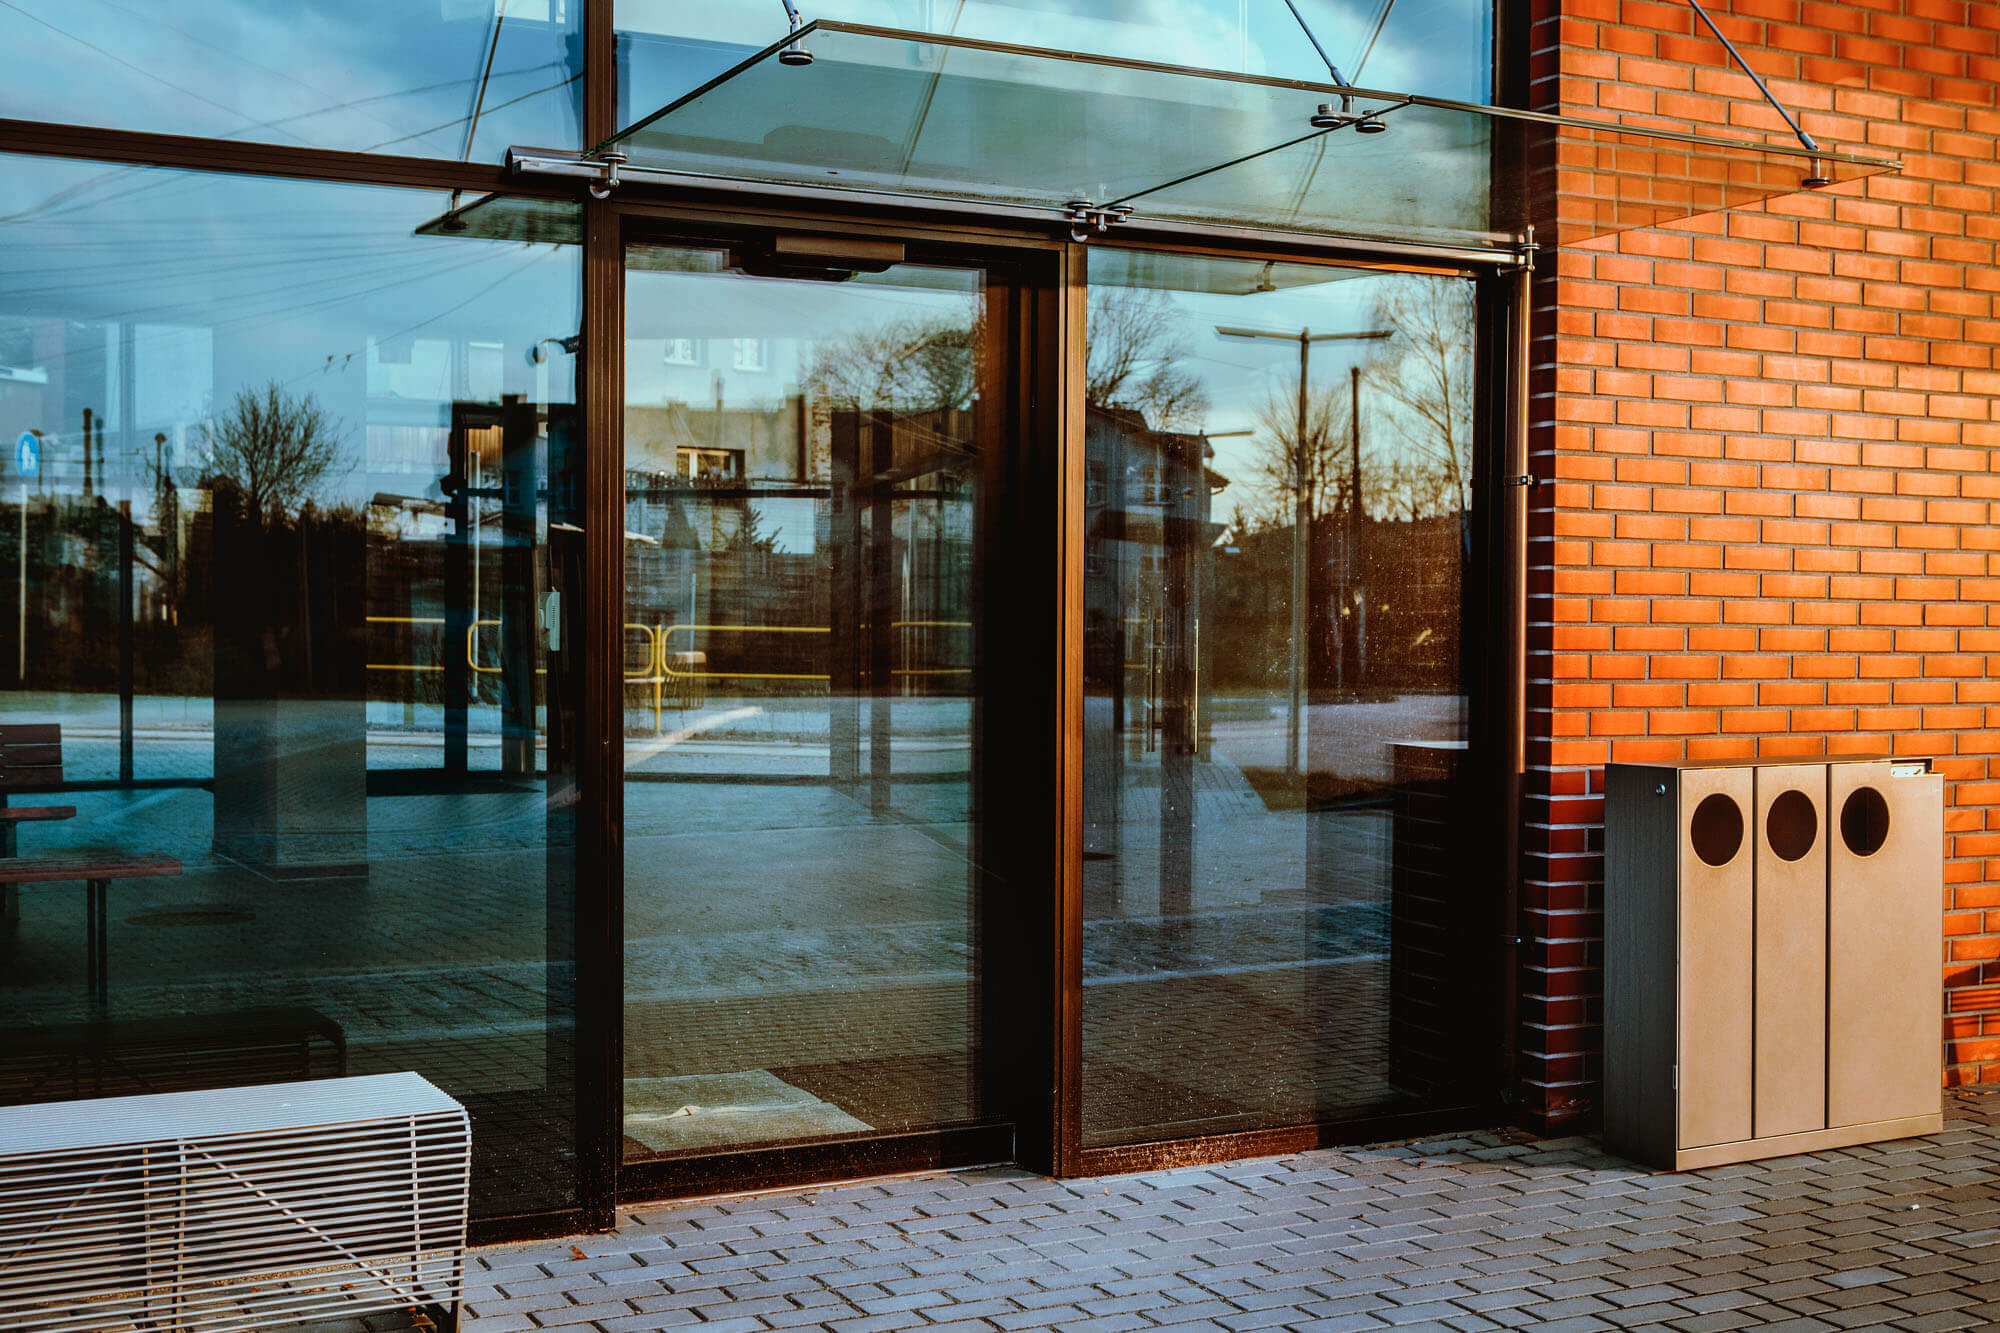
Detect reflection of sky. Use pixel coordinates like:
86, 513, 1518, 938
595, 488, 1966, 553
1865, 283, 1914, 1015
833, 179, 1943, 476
619, 0, 1490, 117
0, 155, 579, 517
1116, 276, 1389, 502
0, 1, 582, 160
1089, 253, 1471, 522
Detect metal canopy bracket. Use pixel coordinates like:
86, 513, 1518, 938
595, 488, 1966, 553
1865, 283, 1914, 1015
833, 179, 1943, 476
587, 149, 627, 199
1065, 201, 1134, 243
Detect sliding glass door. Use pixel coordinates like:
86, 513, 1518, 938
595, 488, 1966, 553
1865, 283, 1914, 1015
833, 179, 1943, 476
1078, 249, 1495, 1149
618, 236, 1012, 1173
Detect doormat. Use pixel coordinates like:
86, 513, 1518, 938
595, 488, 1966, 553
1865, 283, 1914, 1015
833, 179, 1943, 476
624, 1071, 872, 1154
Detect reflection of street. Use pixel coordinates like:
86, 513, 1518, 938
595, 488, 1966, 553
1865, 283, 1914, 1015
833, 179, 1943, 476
1082, 689, 1467, 1146
4, 685, 1469, 1168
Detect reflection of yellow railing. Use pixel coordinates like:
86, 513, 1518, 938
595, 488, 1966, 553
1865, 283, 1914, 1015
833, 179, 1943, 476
362, 616, 971, 735
364, 614, 523, 676
660, 624, 830, 683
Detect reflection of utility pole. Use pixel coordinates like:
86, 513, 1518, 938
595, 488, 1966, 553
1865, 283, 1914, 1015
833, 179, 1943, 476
15, 479, 25, 685
1349, 364, 1365, 689
1214, 324, 1391, 779
119, 500, 133, 784
81, 408, 94, 499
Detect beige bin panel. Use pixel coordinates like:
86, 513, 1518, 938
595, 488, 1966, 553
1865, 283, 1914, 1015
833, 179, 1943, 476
1753, 764, 1828, 1139
1827, 761, 1943, 1127
1678, 766, 1755, 1149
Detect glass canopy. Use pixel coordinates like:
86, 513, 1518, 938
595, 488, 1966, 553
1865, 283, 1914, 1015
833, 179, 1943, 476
584, 21, 1897, 253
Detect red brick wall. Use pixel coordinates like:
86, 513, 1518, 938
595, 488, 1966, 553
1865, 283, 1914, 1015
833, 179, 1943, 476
1521, 0, 2000, 1127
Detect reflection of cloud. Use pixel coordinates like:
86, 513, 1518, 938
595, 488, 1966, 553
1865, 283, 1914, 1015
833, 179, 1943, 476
0, 0, 580, 159
616, 0, 1490, 104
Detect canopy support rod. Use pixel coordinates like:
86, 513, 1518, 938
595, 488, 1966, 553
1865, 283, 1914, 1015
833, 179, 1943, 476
1280, 0, 1352, 87
1683, 0, 1819, 152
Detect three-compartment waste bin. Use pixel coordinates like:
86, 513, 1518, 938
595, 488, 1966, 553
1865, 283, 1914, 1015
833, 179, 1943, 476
1604, 757, 1943, 1170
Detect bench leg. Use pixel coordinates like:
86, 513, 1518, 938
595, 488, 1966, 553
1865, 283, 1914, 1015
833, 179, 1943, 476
86, 879, 108, 1013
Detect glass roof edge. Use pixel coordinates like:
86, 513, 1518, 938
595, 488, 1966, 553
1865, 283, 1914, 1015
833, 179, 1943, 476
503, 150, 1529, 267
602, 19, 1899, 175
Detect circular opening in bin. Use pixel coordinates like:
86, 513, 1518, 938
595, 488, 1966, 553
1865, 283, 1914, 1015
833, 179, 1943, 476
1765, 789, 1818, 863
1690, 793, 1744, 867
1840, 786, 1891, 857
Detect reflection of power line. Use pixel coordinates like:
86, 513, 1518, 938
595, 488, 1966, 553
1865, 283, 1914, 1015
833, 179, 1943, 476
1352, 0, 1399, 82
0, 59, 571, 227
282, 249, 552, 396
361, 70, 582, 154
0, 0, 304, 142
85, 0, 422, 140
5, 247, 527, 378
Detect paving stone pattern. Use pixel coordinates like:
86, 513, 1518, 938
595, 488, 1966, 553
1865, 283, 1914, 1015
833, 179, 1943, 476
466, 1091, 2000, 1333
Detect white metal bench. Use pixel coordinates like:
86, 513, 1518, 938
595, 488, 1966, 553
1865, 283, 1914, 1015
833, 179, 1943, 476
0, 1072, 469, 1333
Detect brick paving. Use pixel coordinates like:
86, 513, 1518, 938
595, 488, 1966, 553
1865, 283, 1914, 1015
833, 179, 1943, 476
466, 1090, 2000, 1333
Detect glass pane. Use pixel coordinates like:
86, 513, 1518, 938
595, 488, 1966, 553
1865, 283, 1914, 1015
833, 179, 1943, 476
0, 154, 583, 1218
1080, 247, 1489, 1146
622, 243, 992, 1159
0, 1, 582, 161
603, 23, 1893, 251
615, 0, 1491, 116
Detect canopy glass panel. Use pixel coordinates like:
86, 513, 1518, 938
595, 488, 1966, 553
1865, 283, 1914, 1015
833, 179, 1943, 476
594, 21, 1898, 252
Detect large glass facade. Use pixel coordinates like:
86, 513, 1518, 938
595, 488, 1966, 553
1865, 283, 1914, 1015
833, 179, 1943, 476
0, 155, 583, 1218
1079, 249, 1488, 1146
0, 0, 1513, 1225
0, 2, 584, 160
619, 242, 997, 1161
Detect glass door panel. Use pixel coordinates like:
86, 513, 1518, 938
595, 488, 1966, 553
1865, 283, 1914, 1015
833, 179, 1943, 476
621, 240, 993, 1162
1079, 248, 1492, 1147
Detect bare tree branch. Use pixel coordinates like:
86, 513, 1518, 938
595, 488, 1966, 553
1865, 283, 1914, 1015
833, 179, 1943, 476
1085, 286, 1209, 432
198, 381, 344, 521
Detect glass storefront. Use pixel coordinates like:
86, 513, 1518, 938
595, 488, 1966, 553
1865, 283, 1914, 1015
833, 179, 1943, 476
0, 154, 584, 1220
0, 0, 1569, 1231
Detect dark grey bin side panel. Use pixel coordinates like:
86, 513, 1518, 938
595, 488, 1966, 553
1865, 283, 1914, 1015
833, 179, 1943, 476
1605, 763, 1679, 1168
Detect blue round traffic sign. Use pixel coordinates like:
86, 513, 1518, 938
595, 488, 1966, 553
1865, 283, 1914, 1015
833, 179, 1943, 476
14, 431, 38, 478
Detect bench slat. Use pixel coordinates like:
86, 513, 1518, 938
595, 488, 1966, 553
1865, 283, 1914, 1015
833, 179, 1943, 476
0, 744, 61, 767
0, 853, 183, 884
0, 806, 77, 823
0, 724, 59, 746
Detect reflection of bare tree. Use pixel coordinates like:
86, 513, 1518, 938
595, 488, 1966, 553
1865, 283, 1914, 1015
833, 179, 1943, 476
806, 313, 978, 413
199, 381, 343, 520
1367, 278, 1475, 517
1248, 376, 1349, 527
1086, 286, 1208, 431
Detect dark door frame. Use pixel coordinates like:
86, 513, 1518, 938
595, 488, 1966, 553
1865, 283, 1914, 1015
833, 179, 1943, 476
544, 159, 1530, 1231
576, 203, 1074, 1214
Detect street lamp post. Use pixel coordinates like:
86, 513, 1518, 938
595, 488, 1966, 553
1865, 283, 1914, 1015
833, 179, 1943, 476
1213, 324, 1392, 780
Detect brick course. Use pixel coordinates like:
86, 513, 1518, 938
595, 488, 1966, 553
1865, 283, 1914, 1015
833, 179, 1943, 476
1523, 0, 2000, 1126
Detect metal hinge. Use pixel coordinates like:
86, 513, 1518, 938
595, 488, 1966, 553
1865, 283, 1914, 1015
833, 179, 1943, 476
586, 150, 628, 200
1506, 474, 1541, 489
1065, 200, 1134, 243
